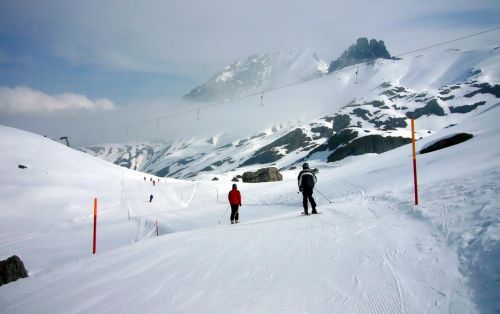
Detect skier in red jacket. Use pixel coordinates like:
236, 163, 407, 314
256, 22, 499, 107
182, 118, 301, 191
228, 183, 242, 224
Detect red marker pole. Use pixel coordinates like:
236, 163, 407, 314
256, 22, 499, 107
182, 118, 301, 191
411, 119, 419, 205
93, 197, 98, 254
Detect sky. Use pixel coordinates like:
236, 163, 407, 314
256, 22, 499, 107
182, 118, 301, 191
0, 0, 499, 146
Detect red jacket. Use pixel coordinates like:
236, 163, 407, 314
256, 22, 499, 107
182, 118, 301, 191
228, 188, 241, 205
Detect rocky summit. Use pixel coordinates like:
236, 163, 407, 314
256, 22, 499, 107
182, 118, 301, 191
328, 37, 392, 73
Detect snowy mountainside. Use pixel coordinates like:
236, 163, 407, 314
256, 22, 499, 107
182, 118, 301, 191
1, 97, 499, 312
80, 122, 332, 179
307, 79, 500, 162
0, 124, 209, 272
81, 46, 500, 180
80, 142, 164, 171
183, 48, 328, 102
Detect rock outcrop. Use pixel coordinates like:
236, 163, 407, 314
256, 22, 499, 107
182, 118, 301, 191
420, 133, 473, 154
0, 255, 28, 286
242, 167, 283, 183
328, 37, 392, 73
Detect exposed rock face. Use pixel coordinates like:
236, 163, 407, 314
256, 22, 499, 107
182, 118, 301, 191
327, 129, 359, 151
0, 255, 28, 286
327, 135, 411, 162
420, 133, 473, 154
328, 38, 392, 73
242, 167, 283, 183
298, 79, 498, 165
463, 82, 500, 98
406, 99, 445, 119
332, 114, 351, 132
241, 128, 310, 166
450, 101, 486, 114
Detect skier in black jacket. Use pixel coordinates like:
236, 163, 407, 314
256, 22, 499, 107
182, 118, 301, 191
297, 163, 317, 215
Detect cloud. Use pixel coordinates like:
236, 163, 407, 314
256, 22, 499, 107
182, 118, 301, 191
1, 1, 499, 146
2, 0, 498, 80
0, 86, 115, 114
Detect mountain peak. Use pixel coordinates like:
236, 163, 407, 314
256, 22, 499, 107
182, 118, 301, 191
183, 48, 326, 103
328, 37, 392, 73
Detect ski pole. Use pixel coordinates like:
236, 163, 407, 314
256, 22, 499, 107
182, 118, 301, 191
314, 187, 332, 204
218, 205, 230, 224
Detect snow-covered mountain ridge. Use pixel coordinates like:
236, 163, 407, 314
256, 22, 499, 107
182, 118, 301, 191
183, 48, 328, 103
81, 143, 163, 171
183, 38, 392, 104
81, 46, 500, 180
307, 78, 499, 162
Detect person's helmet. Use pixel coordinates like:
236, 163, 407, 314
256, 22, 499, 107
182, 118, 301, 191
302, 163, 310, 170
232, 183, 237, 189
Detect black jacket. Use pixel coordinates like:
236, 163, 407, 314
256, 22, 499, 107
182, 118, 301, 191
297, 169, 317, 189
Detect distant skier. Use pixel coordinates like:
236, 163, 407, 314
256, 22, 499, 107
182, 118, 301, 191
149, 194, 153, 203
298, 163, 317, 215
228, 184, 242, 224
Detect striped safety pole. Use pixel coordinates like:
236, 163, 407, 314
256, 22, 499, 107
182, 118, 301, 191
93, 197, 98, 254
411, 119, 419, 205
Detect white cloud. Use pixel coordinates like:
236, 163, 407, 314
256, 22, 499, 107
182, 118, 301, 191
4, 0, 498, 80
0, 86, 115, 114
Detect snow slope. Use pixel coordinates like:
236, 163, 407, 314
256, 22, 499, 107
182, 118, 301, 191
1, 97, 499, 313
183, 48, 328, 102
81, 46, 500, 180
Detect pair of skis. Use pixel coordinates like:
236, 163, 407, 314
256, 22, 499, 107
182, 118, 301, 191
301, 212, 321, 216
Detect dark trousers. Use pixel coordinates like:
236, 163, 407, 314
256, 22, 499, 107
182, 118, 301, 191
302, 188, 317, 214
230, 204, 239, 222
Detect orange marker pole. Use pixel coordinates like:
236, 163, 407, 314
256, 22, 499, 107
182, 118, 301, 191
411, 119, 419, 205
93, 197, 98, 254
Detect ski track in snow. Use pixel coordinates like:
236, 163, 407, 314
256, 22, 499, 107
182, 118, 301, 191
0, 168, 480, 313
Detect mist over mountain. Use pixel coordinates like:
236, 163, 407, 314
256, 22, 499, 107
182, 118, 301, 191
81, 78, 499, 180
183, 38, 393, 104
80, 40, 500, 181
183, 48, 328, 103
